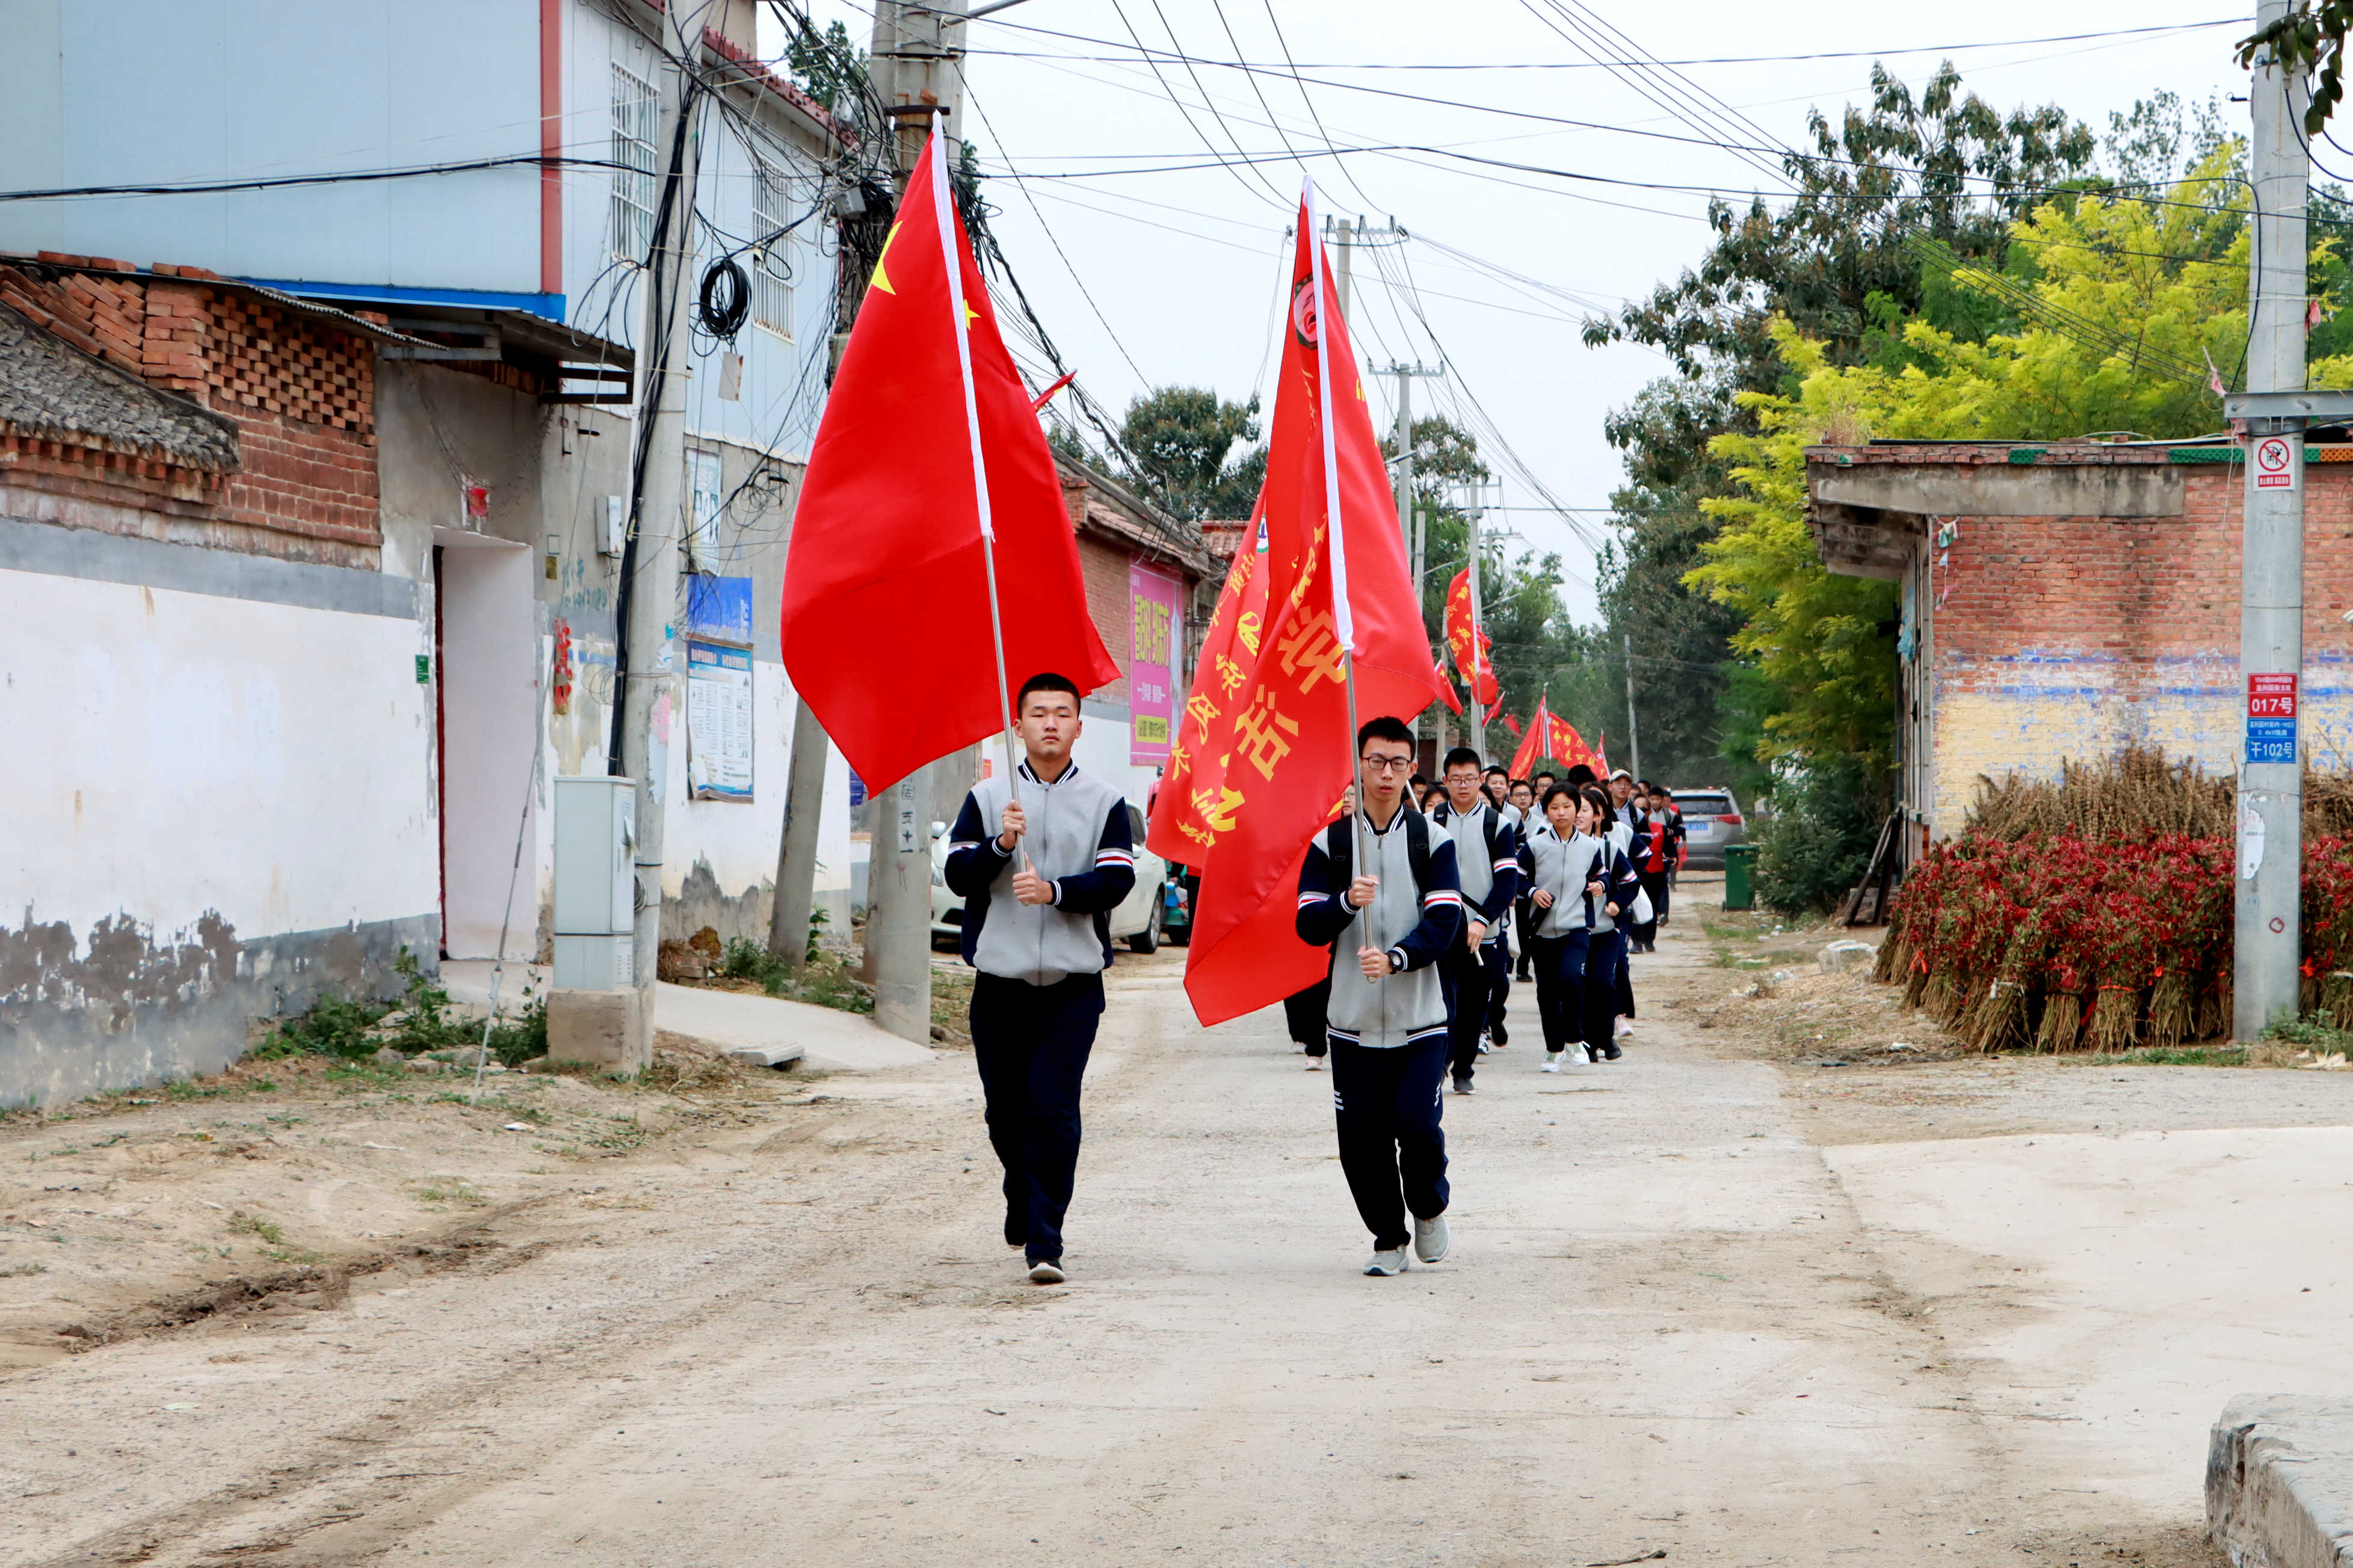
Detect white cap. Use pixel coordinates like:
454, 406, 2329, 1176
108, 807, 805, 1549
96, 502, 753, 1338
1608, 767, 1633, 781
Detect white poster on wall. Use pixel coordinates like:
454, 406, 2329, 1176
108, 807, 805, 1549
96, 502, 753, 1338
685, 639, 754, 802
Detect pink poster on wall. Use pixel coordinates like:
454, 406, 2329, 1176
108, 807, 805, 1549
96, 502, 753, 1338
1128, 562, 1182, 764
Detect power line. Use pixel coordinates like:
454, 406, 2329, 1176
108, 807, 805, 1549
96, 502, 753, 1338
960, 14, 2237, 72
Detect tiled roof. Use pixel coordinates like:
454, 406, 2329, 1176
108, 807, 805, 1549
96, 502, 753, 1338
0, 299, 238, 470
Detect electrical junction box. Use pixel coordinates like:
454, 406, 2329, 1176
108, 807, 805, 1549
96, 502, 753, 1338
600, 496, 626, 558
553, 775, 636, 990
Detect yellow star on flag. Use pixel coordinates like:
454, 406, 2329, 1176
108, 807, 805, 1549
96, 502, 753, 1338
870, 222, 902, 295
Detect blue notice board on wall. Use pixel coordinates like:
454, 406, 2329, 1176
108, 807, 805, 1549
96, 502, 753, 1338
686, 574, 754, 648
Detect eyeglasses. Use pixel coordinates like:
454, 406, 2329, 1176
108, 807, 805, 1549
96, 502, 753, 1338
1360, 754, 1414, 775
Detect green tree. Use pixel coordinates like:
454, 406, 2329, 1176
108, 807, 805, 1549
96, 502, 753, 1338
786, 19, 869, 118
1586, 66, 2099, 789
1115, 387, 1265, 520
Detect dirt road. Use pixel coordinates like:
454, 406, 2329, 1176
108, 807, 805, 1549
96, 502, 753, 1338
11, 909, 2353, 1566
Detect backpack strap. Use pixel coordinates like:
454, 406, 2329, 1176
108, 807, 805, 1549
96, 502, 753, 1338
1402, 806, 1431, 900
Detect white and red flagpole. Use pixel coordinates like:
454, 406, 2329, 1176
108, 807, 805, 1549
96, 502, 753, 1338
1303, 176, 1375, 973
934, 123, 1027, 861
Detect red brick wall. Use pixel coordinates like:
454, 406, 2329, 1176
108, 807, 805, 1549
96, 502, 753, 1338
1077, 532, 1132, 706
1919, 458, 2353, 834
1934, 464, 2353, 680
0, 261, 380, 567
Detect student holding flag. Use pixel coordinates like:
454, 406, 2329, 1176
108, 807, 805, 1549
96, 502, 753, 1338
1296, 718, 1464, 1276
781, 128, 1120, 1285
1146, 180, 1457, 1273
943, 674, 1136, 1286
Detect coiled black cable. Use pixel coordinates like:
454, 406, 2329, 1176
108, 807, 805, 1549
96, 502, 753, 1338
697, 256, 751, 340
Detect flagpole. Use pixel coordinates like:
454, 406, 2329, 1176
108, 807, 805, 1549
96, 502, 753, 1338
932, 125, 1028, 868
1304, 177, 1376, 974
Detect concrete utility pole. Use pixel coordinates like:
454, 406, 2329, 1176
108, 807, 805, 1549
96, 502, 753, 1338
606, 14, 704, 1062
1383, 361, 1440, 748
2231, 0, 2315, 1038
767, 694, 830, 974
1331, 217, 1353, 322
854, 0, 969, 1045
1621, 632, 1641, 782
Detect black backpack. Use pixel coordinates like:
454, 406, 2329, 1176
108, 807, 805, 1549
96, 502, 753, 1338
1321, 810, 1434, 953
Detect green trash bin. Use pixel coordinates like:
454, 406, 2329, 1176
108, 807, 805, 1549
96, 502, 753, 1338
1723, 843, 1758, 912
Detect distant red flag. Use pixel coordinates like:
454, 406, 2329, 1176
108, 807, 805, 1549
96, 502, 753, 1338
1168, 185, 1452, 1027
780, 129, 1118, 790
1502, 712, 1523, 740
1508, 693, 1552, 780
1443, 567, 1499, 706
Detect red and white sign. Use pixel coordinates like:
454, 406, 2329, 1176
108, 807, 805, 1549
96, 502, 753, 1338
2254, 435, 2299, 491
2250, 672, 2299, 717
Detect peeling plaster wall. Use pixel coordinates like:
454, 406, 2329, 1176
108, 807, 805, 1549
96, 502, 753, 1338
0, 555, 437, 1105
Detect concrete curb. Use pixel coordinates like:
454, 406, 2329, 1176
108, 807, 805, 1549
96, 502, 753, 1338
2209, 1395, 2353, 1567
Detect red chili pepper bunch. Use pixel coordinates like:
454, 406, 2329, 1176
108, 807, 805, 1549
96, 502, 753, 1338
1885, 830, 2236, 1044
2302, 836, 2353, 978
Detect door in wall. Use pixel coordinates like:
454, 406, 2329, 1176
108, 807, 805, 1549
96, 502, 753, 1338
433, 535, 539, 961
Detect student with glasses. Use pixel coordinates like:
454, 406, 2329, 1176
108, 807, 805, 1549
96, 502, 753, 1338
1296, 718, 1465, 1277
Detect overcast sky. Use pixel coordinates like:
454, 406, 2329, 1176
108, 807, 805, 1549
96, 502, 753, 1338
770, 2, 2252, 622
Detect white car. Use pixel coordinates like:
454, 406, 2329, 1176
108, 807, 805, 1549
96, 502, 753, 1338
932, 801, 1170, 954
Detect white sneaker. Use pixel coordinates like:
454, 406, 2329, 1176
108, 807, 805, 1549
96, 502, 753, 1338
1541, 1052, 1562, 1072
1027, 1259, 1065, 1285
1614, 1017, 1635, 1039
1477, 1033, 1492, 1055
1413, 1213, 1451, 1264
1305, 1056, 1325, 1071
1363, 1247, 1409, 1277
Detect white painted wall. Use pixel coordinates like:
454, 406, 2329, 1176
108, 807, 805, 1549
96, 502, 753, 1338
0, 567, 437, 945
435, 538, 540, 959
0, 1, 541, 292
657, 656, 854, 909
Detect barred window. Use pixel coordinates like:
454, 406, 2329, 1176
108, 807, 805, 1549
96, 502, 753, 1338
751, 156, 795, 338
609, 64, 658, 263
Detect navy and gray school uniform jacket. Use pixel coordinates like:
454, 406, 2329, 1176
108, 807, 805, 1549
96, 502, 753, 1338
1426, 799, 1519, 947
1520, 823, 1640, 938
945, 760, 1136, 985
1591, 824, 1642, 935
1295, 810, 1464, 1050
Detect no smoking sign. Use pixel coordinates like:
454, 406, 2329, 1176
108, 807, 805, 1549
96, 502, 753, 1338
2255, 434, 2300, 491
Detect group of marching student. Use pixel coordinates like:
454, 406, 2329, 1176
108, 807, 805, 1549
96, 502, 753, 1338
940, 674, 1694, 1285
1289, 721, 1688, 1276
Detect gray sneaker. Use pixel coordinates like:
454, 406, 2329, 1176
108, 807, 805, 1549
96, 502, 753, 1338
1027, 1258, 1065, 1285
1363, 1247, 1409, 1277
1413, 1213, 1451, 1264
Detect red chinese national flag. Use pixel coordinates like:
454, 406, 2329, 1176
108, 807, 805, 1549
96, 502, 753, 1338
1443, 567, 1499, 706
779, 129, 1118, 790
1170, 185, 1452, 1028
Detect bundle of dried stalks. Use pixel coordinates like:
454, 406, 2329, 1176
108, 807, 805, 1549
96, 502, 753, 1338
1967, 745, 2231, 840
1969, 743, 2353, 841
